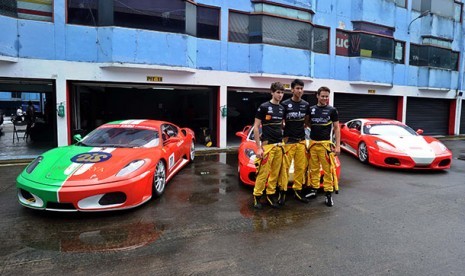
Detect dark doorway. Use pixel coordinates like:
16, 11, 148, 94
226, 89, 317, 146
70, 82, 218, 146
0, 78, 57, 158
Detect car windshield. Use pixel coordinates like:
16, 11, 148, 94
80, 127, 159, 148
364, 123, 417, 136
247, 128, 262, 140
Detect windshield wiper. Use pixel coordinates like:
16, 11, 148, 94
101, 144, 126, 148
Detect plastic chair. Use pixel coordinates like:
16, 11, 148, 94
13, 120, 28, 143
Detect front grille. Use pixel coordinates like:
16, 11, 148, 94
98, 192, 127, 205
47, 202, 76, 210
439, 159, 451, 167
20, 189, 35, 202
385, 157, 400, 166
248, 172, 256, 182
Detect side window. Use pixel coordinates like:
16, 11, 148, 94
164, 124, 179, 138
354, 121, 361, 131
348, 121, 361, 131
161, 124, 170, 141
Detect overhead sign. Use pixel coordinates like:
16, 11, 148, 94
336, 31, 350, 56
147, 76, 163, 82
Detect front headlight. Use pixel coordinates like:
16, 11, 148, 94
245, 148, 257, 161
375, 141, 401, 153
116, 160, 145, 177
430, 141, 448, 153
26, 156, 43, 174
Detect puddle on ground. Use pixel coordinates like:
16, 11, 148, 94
18, 214, 162, 253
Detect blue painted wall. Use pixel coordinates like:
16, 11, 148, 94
0, 0, 463, 90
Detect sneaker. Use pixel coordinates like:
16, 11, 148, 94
293, 190, 309, 203
266, 194, 280, 209
304, 188, 318, 199
325, 192, 333, 207
253, 196, 263, 209
277, 191, 286, 206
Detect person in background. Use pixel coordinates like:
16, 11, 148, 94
16, 106, 23, 121
305, 86, 340, 207
25, 101, 36, 137
252, 82, 285, 209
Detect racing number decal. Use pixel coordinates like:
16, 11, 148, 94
168, 153, 175, 169
71, 152, 112, 163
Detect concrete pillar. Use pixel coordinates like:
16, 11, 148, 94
218, 85, 227, 148
55, 77, 68, 146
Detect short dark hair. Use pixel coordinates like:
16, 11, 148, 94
291, 79, 304, 88
270, 82, 284, 92
317, 86, 331, 95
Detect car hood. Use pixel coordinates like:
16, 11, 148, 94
377, 135, 435, 158
23, 146, 154, 186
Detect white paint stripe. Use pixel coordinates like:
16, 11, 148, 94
64, 162, 81, 176
120, 119, 146, 125
74, 147, 116, 175
166, 158, 188, 182
58, 147, 116, 202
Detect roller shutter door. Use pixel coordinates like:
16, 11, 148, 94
333, 93, 398, 123
406, 97, 450, 136
460, 100, 465, 134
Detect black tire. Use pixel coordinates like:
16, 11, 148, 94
189, 141, 195, 162
358, 142, 369, 164
153, 161, 166, 198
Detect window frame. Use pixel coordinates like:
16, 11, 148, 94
312, 25, 330, 54
196, 3, 221, 40
66, 0, 221, 40
409, 43, 459, 70
228, 10, 329, 52
454, 1, 463, 22
0, 0, 54, 22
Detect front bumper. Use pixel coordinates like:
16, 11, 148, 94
17, 171, 153, 212
369, 150, 452, 170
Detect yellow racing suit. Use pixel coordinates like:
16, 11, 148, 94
253, 143, 284, 196
279, 140, 307, 192
307, 140, 338, 193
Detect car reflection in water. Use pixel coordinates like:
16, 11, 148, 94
20, 217, 161, 252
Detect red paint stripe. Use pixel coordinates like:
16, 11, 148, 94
397, 96, 403, 122
449, 100, 456, 135
17, 8, 52, 17
66, 81, 71, 145
216, 86, 220, 147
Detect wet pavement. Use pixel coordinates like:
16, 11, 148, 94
1, 140, 465, 275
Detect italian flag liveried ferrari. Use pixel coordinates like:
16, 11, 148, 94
17, 120, 195, 212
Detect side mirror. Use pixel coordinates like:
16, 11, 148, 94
349, 128, 360, 133
236, 131, 246, 139
163, 137, 181, 145
416, 129, 424, 135
73, 134, 82, 143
